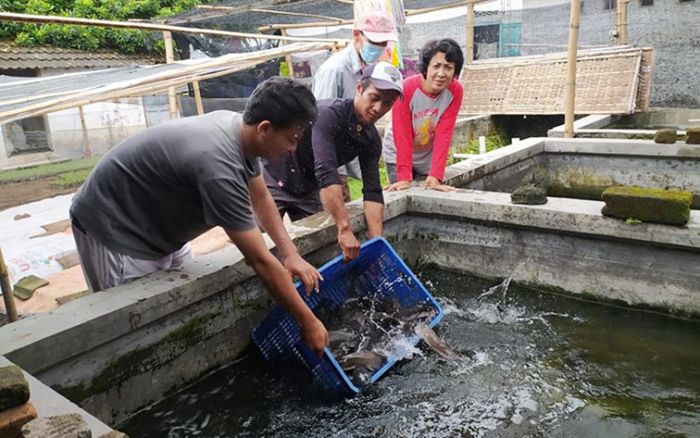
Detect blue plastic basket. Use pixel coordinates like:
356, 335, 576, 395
251, 237, 443, 397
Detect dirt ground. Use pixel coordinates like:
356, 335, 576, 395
0, 177, 76, 211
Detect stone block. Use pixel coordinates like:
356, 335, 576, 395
21, 413, 91, 438
0, 403, 37, 438
601, 186, 693, 225
685, 127, 700, 144
0, 366, 30, 411
653, 128, 678, 144
511, 184, 548, 205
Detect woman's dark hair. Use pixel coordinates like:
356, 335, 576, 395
420, 38, 465, 79
243, 77, 317, 129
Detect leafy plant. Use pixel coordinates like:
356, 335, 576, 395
0, 0, 218, 54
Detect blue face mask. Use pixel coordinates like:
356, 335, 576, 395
360, 41, 385, 64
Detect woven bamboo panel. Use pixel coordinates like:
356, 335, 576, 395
460, 47, 655, 115
635, 48, 655, 113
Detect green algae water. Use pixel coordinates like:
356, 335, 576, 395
120, 268, 700, 437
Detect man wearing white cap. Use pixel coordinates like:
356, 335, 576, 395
312, 11, 398, 201
265, 62, 403, 261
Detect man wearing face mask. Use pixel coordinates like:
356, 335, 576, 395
312, 11, 398, 202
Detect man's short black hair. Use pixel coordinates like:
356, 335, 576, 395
420, 38, 465, 80
243, 77, 317, 129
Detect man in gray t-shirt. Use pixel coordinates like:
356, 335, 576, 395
70, 77, 328, 356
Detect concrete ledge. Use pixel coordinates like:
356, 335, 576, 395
548, 114, 616, 137
406, 189, 700, 251
544, 137, 700, 157
0, 356, 111, 436
444, 137, 545, 188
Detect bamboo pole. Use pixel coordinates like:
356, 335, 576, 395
466, 0, 475, 64
564, 0, 582, 138
78, 106, 92, 158
163, 31, 178, 119
0, 42, 332, 122
197, 5, 345, 22
0, 245, 18, 323
0, 12, 345, 44
192, 80, 204, 115
0, 43, 337, 124
258, 0, 490, 32
408, 0, 490, 17
617, 0, 629, 45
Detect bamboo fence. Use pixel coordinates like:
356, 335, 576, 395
460, 47, 655, 115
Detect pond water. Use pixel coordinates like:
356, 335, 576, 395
120, 268, 700, 437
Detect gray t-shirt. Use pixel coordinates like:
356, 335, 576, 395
71, 111, 261, 260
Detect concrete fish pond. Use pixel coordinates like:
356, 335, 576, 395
456, 137, 700, 209
0, 137, 697, 436
119, 269, 700, 437
251, 237, 444, 396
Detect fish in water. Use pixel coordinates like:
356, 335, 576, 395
415, 323, 460, 361
338, 350, 386, 387
338, 350, 386, 372
315, 294, 443, 386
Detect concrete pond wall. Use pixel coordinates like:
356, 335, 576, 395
0, 137, 698, 432
461, 137, 700, 208
548, 109, 700, 140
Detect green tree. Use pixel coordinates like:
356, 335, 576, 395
0, 0, 216, 54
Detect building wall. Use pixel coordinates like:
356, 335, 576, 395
398, 1, 699, 108
519, 0, 700, 107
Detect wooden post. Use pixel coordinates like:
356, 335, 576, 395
0, 245, 18, 323
280, 29, 295, 78
78, 105, 92, 158
192, 80, 204, 115
564, 0, 581, 139
616, 0, 629, 45
466, 0, 475, 64
163, 31, 178, 119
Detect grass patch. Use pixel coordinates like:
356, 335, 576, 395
0, 156, 100, 184
50, 169, 92, 188
448, 132, 510, 165
348, 165, 390, 201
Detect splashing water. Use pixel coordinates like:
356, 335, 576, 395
121, 268, 700, 438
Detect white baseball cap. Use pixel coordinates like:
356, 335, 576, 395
361, 61, 403, 97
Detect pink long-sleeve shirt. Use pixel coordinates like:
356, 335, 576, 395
383, 74, 463, 181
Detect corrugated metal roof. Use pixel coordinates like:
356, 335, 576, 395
0, 41, 335, 124
168, 0, 468, 28
0, 42, 159, 70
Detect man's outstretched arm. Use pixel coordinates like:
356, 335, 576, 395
225, 226, 328, 356
249, 174, 322, 294
320, 184, 360, 261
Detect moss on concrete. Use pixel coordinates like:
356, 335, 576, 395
685, 127, 700, 145
546, 168, 618, 201
654, 128, 678, 144
511, 184, 548, 205
602, 186, 692, 225
55, 313, 219, 403
0, 365, 30, 411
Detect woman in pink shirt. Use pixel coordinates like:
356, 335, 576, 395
383, 38, 464, 192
